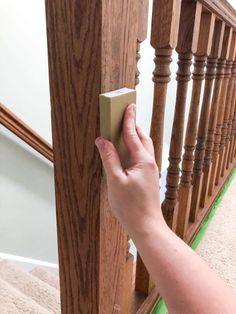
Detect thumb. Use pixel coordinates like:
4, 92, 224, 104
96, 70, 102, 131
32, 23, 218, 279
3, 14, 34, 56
95, 137, 123, 179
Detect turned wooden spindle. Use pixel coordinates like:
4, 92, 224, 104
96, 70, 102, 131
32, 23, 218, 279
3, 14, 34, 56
206, 26, 232, 196
230, 99, 236, 162
232, 101, 236, 161
162, 1, 202, 230
209, 26, 233, 190
227, 84, 236, 166
135, 0, 182, 296
135, 0, 149, 85
199, 21, 226, 208
176, 11, 215, 239
215, 32, 236, 181
131, 0, 149, 303
151, 47, 172, 169
221, 33, 236, 176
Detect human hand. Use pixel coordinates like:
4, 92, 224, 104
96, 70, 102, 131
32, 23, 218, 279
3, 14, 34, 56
95, 104, 166, 239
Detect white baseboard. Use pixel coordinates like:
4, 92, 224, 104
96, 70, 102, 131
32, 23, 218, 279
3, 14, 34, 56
0, 252, 58, 271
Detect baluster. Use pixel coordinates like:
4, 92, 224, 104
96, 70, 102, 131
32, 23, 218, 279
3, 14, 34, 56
176, 11, 215, 239
221, 33, 236, 176
227, 85, 236, 166
215, 31, 236, 181
230, 99, 236, 162
129, 0, 149, 301
135, 0, 149, 85
208, 26, 233, 192
186, 22, 223, 215
135, 0, 182, 296
199, 21, 226, 208
161, 1, 202, 230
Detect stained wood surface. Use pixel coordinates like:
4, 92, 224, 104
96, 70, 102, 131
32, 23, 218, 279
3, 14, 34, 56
198, 0, 236, 29
177, 11, 215, 239
136, 0, 182, 296
136, 0, 149, 85
210, 26, 233, 190
200, 20, 226, 208
45, 1, 138, 313
0, 103, 53, 162
162, 0, 201, 229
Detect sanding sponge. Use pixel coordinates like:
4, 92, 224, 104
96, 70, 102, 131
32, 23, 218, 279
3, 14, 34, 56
99, 87, 136, 167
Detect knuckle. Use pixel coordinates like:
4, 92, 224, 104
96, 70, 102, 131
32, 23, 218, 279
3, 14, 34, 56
145, 158, 157, 170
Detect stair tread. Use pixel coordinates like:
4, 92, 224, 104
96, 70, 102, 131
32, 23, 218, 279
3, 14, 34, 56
0, 277, 51, 314
30, 266, 60, 290
0, 261, 60, 313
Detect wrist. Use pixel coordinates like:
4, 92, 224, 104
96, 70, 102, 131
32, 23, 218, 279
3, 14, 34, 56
129, 211, 170, 242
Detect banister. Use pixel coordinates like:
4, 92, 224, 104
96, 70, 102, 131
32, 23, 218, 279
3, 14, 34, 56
0, 103, 53, 162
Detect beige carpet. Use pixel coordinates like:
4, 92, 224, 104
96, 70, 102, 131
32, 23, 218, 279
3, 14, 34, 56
0, 261, 60, 313
196, 172, 236, 291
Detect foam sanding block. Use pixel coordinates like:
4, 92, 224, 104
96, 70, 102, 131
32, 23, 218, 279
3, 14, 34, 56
99, 87, 136, 167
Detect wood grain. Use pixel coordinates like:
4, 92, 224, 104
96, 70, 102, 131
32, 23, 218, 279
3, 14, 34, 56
0, 102, 53, 162
136, 0, 181, 296
162, 0, 201, 230
210, 26, 232, 190
199, 20, 226, 208
177, 11, 215, 239
45, 1, 138, 313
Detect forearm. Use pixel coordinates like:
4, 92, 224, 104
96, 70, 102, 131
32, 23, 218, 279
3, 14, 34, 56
133, 217, 236, 314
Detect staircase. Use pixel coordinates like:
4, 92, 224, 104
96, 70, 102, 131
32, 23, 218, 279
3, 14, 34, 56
0, 261, 60, 314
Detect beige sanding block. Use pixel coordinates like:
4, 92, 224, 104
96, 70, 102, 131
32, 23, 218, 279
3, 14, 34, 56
99, 87, 136, 167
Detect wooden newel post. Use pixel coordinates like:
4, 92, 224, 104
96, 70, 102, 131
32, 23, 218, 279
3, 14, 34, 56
208, 26, 232, 192
135, 0, 182, 295
199, 21, 226, 207
190, 20, 225, 217
176, 11, 215, 239
162, 0, 202, 230
45, 1, 138, 313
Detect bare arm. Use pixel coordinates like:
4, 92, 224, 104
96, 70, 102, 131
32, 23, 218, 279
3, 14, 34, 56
95, 104, 236, 314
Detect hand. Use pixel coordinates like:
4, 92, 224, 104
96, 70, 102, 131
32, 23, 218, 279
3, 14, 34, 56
95, 104, 166, 239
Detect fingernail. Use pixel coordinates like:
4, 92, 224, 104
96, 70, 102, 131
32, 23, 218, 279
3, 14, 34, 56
95, 137, 104, 149
128, 103, 136, 113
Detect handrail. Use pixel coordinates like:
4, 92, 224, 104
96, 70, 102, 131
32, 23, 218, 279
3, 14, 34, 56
199, 0, 236, 28
0, 103, 53, 162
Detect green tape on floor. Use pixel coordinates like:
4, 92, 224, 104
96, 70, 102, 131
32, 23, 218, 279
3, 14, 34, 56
152, 167, 236, 314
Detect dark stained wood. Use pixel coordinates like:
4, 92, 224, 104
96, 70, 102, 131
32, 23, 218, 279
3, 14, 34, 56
135, 0, 182, 296
226, 73, 236, 169
134, 0, 149, 298
229, 98, 236, 163
177, 11, 215, 239
199, 20, 226, 208
207, 25, 232, 196
209, 26, 233, 191
45, 1, 138, 313
162, 0, 202, 230
135, 0, 149, 85
198, 0, 236, 29
187, 163, 235, 244
0, 102, 53, 162
227, 87, 236, 166
220, 32, 236, 177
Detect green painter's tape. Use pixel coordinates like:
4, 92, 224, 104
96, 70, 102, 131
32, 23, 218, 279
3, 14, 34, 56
152, 167, 236, 314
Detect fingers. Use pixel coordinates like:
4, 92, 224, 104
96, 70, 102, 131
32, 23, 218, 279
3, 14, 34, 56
136, 126, 155, 158
122, 104, 143, 160
95, 137, 124, 180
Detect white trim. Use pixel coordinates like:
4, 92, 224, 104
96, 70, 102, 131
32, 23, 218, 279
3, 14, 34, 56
0, 252, 58, 269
